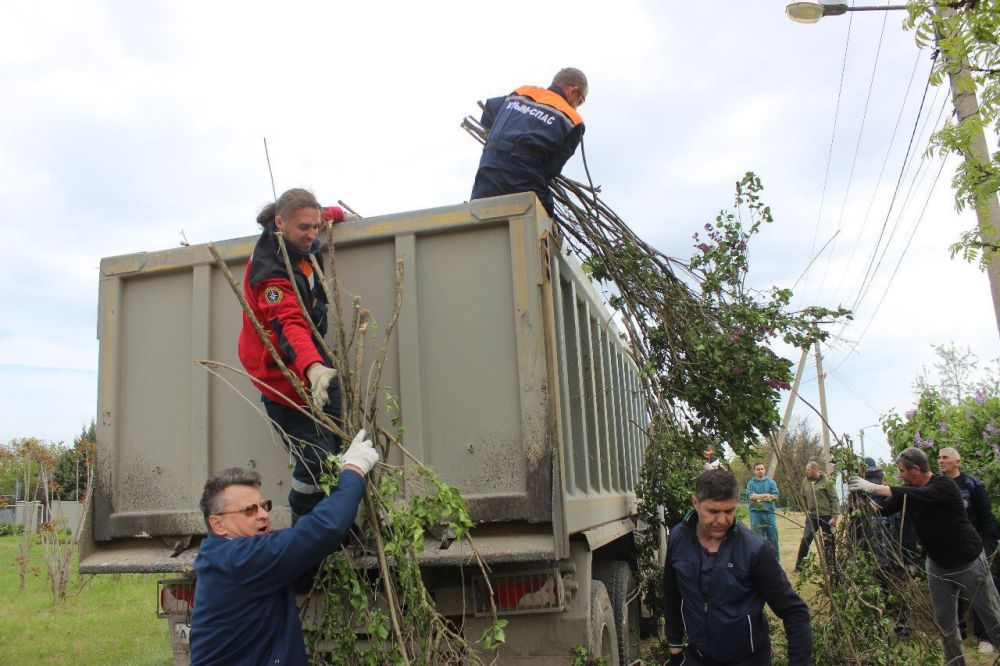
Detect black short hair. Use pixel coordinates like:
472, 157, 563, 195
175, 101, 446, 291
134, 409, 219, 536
696, 468, 739, 501
199, 467, 262, 532
897, 447, 930, 473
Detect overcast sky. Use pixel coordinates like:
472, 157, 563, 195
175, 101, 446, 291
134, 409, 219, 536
1, 1, 996, 466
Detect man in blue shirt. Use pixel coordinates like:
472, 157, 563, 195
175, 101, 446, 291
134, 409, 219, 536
189, 430, 379, 665
746, 462, 781, 558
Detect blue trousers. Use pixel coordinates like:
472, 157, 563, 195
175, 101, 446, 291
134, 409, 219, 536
262, 378, 342, 517
749, 510, 780, 558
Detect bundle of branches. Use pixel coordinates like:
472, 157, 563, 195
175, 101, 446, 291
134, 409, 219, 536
465, 110, 851, 625
462, 110, 849, 467
206, 229, 504, 665
789, 447, 943, 664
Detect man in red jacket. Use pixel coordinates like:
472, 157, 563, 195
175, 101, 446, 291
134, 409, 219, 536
238, 187, 347, 520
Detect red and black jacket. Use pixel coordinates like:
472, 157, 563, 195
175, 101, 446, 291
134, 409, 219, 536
237, 221, 332, 407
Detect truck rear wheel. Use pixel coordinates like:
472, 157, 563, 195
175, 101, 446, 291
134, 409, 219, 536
590, 581, 620, 665
594, 560, 640, 665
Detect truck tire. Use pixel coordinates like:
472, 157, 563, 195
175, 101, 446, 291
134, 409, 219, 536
590, 581, 620, 665
593, 560, 640, 665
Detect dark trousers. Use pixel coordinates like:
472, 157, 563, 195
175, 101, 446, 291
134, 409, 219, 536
262, 379, 342, 517
796, 514, 834, 570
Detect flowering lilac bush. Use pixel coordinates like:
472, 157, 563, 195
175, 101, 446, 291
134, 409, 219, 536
883, 385, 1000, 516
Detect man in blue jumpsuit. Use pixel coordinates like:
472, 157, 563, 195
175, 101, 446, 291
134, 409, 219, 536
471, 67, 587, 217
189, 430, 379, 665
746, 462, 781, 558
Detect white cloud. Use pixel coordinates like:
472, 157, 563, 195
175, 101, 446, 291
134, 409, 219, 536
0, 0, 995, 456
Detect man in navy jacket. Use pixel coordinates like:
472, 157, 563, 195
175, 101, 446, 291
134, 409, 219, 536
664, 469, 812, 665
471, 68, 587, 217
189, 430, 379, 665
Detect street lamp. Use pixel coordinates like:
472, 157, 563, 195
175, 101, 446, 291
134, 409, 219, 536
785, 2, 1000, 338
857, 423, 880, 457
785, 2, 907, 24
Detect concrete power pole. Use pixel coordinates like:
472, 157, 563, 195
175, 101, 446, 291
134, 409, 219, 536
768, 347, 810, 478
858, 428, 866, 458
939, 7, 1000, 338
815, 341, 832, 473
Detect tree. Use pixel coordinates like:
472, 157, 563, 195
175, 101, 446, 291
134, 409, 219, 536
883, 345, 1000, 516
913, 340, 980, 401
906, 2, 1000, 269
770, 418, 825, 507
50, 421, 96, 501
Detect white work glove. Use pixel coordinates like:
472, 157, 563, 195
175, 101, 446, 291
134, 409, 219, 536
848, 476, 877, 494
340, 429, 379, 476
343, 212, 362, 222
306, 363, 337, 412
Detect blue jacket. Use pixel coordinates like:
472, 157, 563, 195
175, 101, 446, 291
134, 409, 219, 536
664, 511, 811, 665
189, 471, 365, 665
471, 84, 585, 215
745, 477, 779, 513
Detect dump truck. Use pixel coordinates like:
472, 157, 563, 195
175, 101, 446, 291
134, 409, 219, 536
80, 192, 650, 665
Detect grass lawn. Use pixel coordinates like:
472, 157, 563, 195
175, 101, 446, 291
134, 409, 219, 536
0, 535, 171, 665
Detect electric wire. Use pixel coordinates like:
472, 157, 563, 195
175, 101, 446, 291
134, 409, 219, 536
852, 93, 948, 312
798, 9, 856, 307
847, 68, 935, 313
830, 49, 925, 305
828, 152, 948, 374
814, 8, 892, 304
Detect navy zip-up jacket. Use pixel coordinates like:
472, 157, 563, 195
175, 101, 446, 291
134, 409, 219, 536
664, 511, 812, 665
471, 84, 584, 215
189, 471, 365, 665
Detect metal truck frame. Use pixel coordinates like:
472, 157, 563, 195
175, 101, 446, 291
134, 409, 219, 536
81, 193, 649, 665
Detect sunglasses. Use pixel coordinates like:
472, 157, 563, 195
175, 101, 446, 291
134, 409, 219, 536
216, 499, 272, 518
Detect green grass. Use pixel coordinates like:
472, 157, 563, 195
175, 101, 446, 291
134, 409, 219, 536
0, 535, 171, 664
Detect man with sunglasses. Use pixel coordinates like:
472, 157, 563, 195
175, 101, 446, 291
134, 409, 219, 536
189, 430, 379, 666
471, 67, 587, 217
849, 446, 1000, 664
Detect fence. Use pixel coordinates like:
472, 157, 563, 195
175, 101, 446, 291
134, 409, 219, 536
0, 501, 85, 537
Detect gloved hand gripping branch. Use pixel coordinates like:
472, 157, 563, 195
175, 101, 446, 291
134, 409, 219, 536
306, 363, 338, 412
340, 429, 379, 476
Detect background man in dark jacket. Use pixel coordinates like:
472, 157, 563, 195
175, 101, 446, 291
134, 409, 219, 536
189, 430, 378, 666
850, 446, 1000, 665
663, 469, 812, 665
471, 67, 587, 217
939, 446, 1000, 655
794, 460, 838, 573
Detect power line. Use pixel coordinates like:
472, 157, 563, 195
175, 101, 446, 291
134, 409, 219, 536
852, 94, 948, 312
814, 7, 892, 304
830, 49, 925, 305
798, 10, 856, 307
828, 152, 948, 374
847, 68, 935, 313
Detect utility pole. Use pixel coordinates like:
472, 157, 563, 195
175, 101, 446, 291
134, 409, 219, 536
938, 7, 1000, 338
768, 346, 810, 479
858, 428, 866, 458
786, 3, 1000, 337
815, 340, 832, 473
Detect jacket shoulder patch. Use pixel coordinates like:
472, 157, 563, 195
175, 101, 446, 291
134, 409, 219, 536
264, 286, 283, 303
